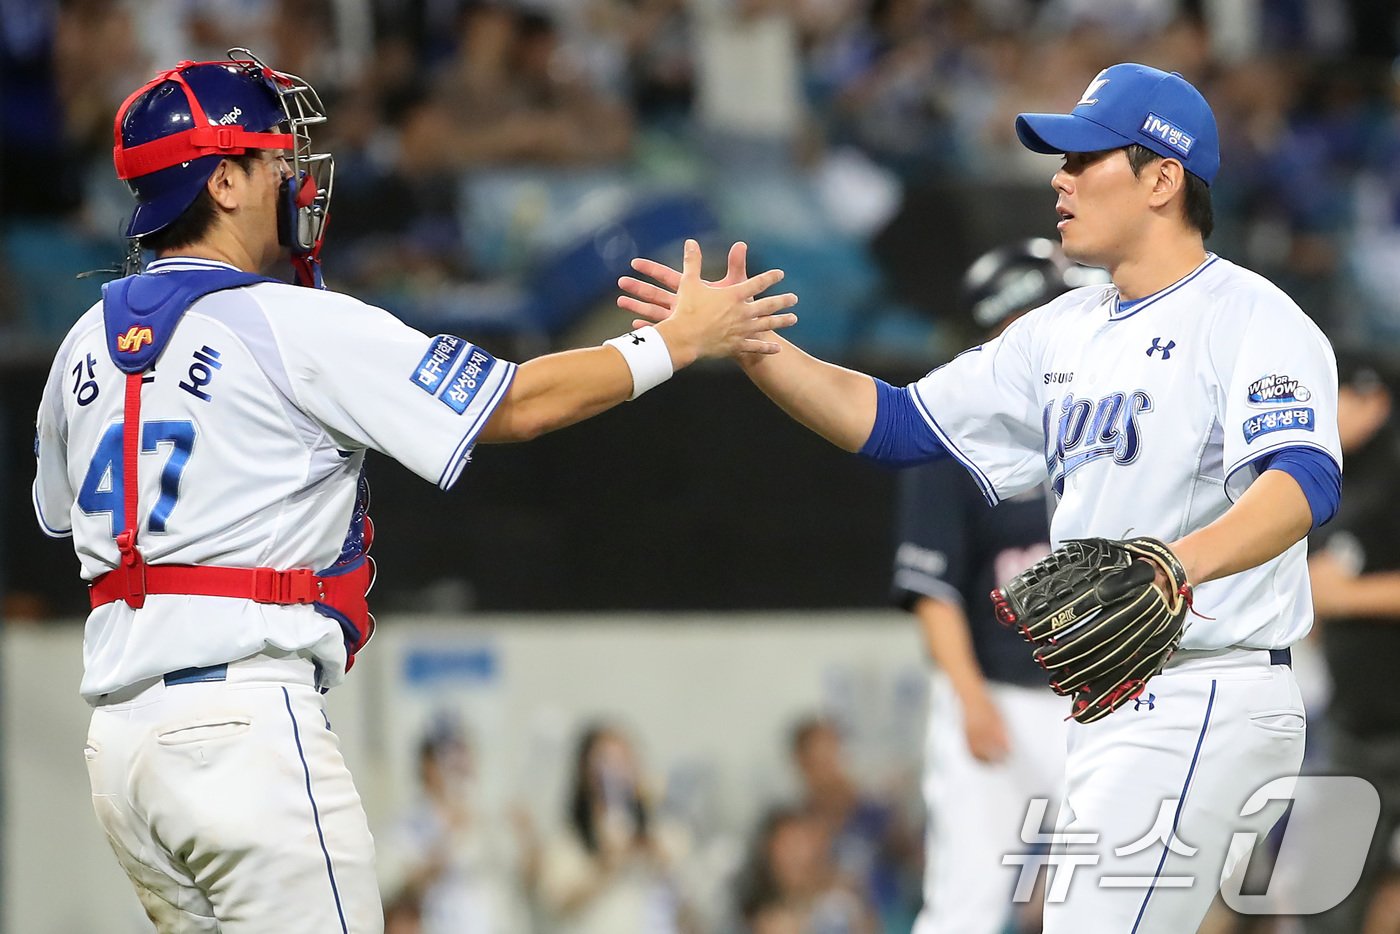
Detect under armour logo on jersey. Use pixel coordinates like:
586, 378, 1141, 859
1078, 76, 1110, 106
630, 332, 646, 345
1134, 693, 1156, 711
1146, 338, 1175, 359
116, 326, 154, 353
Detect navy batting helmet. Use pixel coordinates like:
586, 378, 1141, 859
962, 238, 1110, 331
113, 49, 333, 282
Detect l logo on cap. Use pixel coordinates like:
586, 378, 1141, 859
1078, 77, 1110, 106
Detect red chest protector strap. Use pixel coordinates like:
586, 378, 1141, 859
89, 373, 376, 669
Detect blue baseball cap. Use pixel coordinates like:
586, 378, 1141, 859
1016, 63, 1220, 185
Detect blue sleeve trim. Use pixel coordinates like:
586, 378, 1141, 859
438, 362, 517, 490
858, 379, 950, 468
32, 481, 72, 538
1254, 445, 1341, 528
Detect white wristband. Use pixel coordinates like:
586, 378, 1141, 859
604, 326, 673, 400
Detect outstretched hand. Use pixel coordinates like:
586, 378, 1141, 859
621, 241, 791, 357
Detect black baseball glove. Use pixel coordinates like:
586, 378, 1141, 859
990, 537, 1192, 724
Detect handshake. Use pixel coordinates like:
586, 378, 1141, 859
613, 239, 798, 370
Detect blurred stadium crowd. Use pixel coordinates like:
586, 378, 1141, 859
4, 0, 1400, 360
381, 712, 922, 934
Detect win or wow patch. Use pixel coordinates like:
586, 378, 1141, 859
1247, 373, 1311, 406
1243, 408, 1313, 444
412, 335, 466, 394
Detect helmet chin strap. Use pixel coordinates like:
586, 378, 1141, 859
279, 170, 327, 289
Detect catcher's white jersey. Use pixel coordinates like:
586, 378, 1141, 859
911, 253, 1339, 651
33, 257, 516, 701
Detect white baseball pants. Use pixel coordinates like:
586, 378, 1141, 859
84, 654, 383, 933
1041, 647, 1305, 934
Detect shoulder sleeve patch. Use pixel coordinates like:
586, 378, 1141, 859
411, 335, 466, 394
437, 347, 497, 414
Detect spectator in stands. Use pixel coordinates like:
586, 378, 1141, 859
735, 804, 876, 934
535, 723, 691, 934
789, 716, 919, 929
378, 715, 535, 934
383, 891, 424, 934
397, 5, 633, 173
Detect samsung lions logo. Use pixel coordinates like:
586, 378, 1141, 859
1248, 373, 1311, 406
116, 326, 153, 353
1044, 390, 1153, 495
1078, 75, 1110, 106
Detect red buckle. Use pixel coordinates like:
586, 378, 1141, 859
113, 530, 147, 609
251, 567, 319, 605
283, 568, 318, 604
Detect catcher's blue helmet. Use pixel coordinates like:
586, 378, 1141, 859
115, 59, 289, 238
113, 49, 333, 260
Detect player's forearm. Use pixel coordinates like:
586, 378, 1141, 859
1312, 568, 1400, 620
1171, 470, 1313, 586
736, 335, 877, 452
479, 347, 635, 442
914, 597, 992, 702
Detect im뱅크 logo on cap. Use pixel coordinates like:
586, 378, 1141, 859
1141, 113, 1195, 157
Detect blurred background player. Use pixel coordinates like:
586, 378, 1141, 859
1303, 352, 1400, 934
892, 239, 1107, 934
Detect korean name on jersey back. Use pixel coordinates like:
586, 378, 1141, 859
1043, 390, 1153, 495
